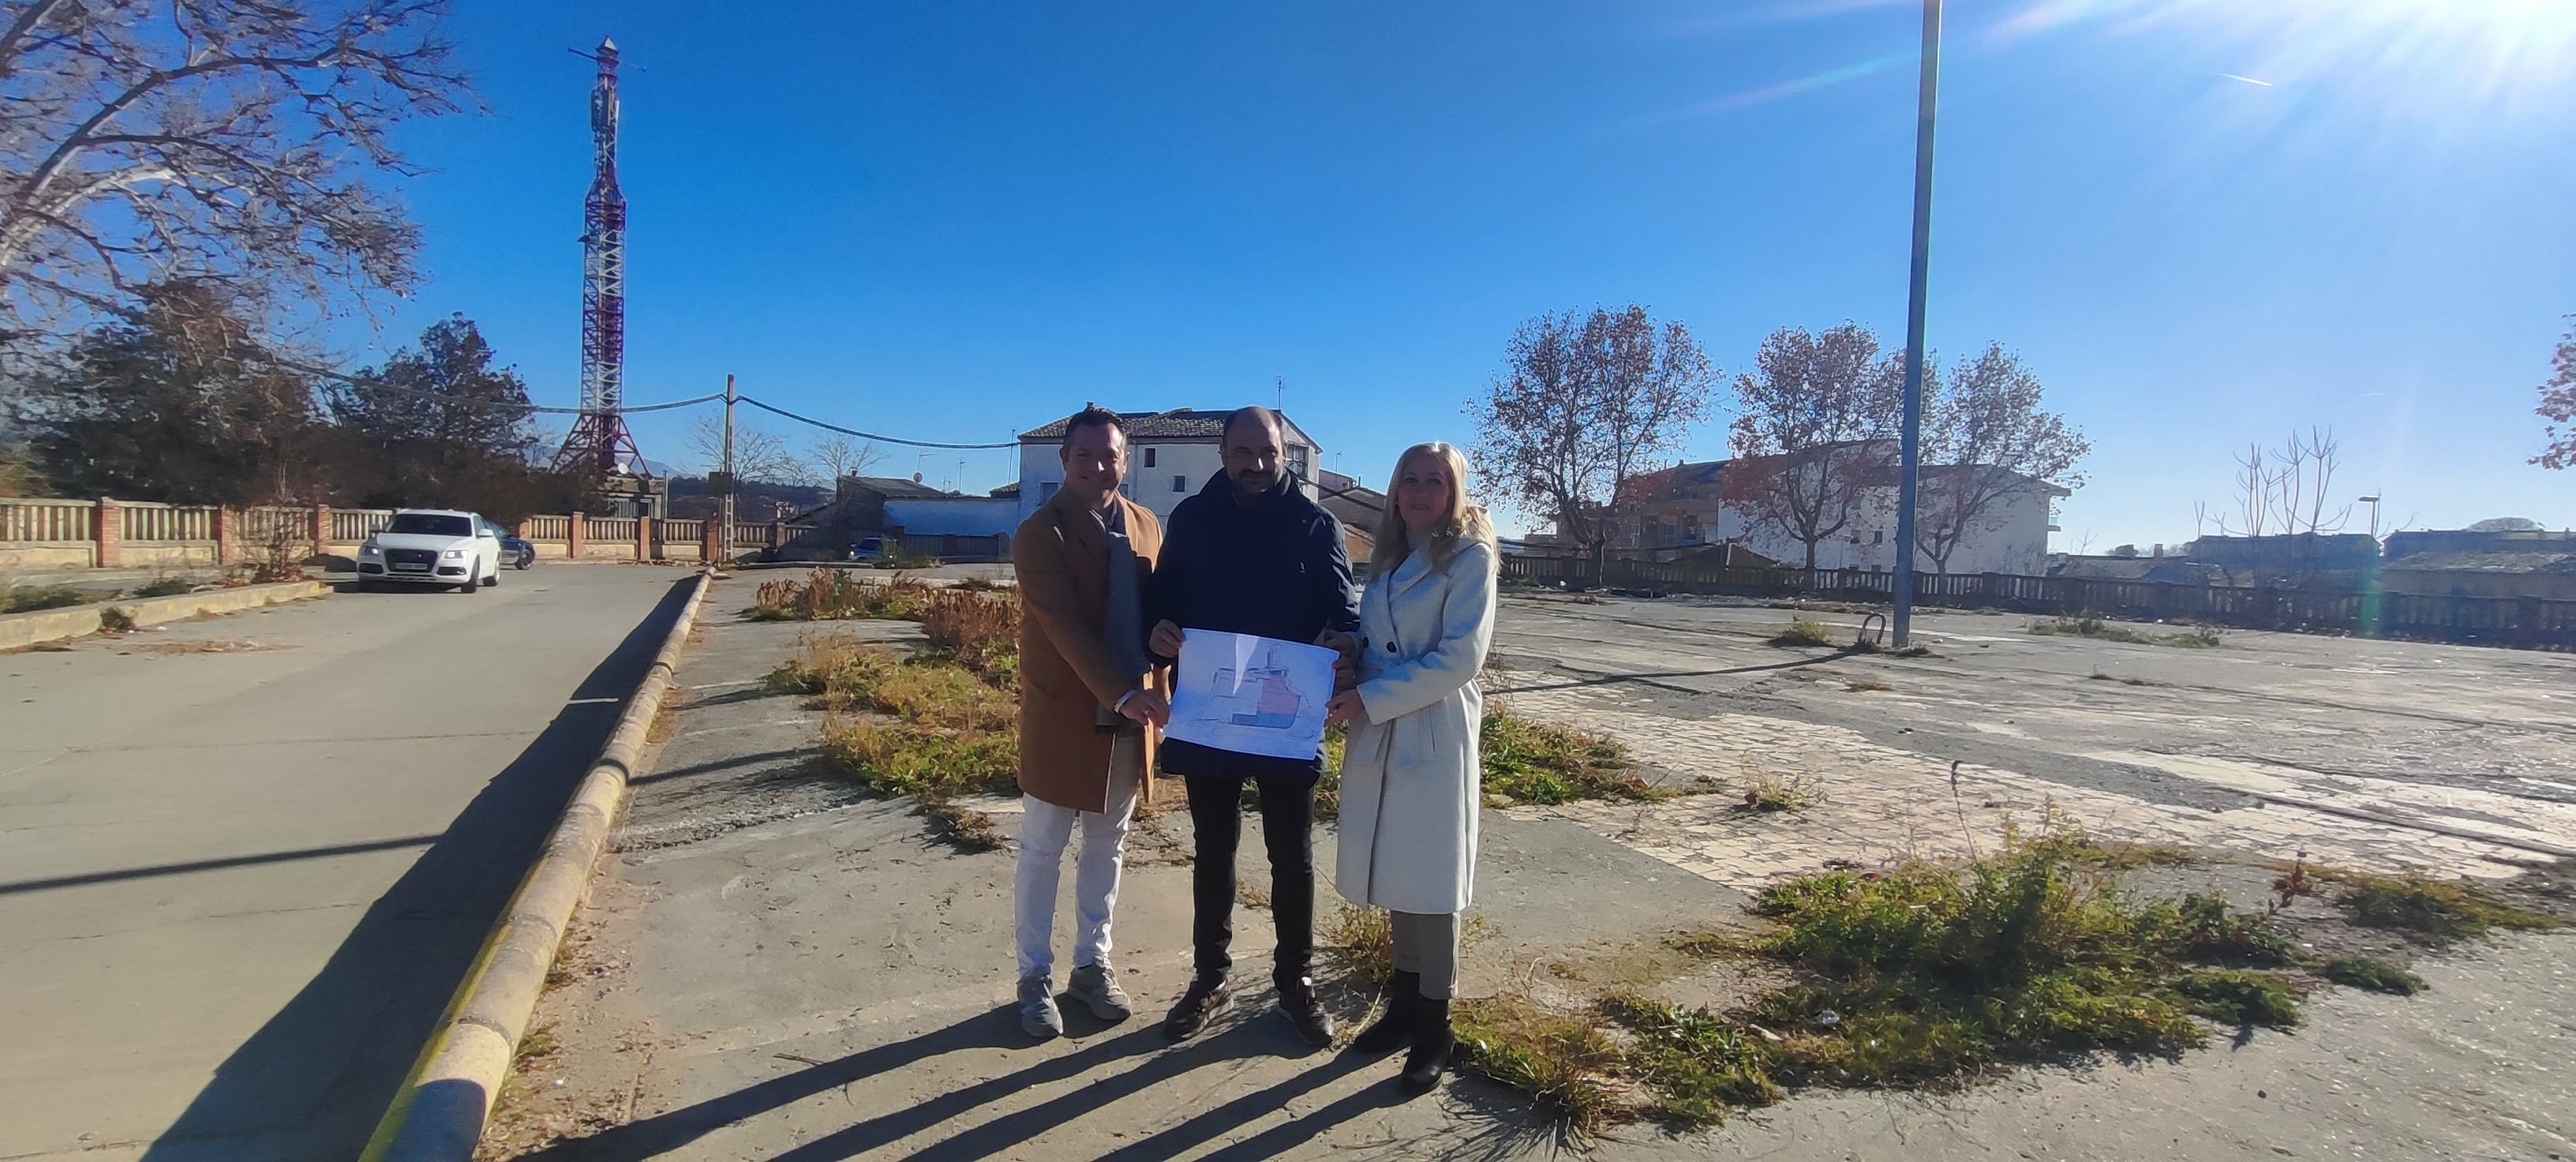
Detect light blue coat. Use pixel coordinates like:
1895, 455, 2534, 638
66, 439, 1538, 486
1335, 539, 1497, 915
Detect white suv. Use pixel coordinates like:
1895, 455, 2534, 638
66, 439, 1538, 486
357, 509, 506, 593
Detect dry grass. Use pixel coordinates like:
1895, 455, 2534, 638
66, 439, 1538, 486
1455, 993, 1632, 1137
1736, 764, 1826, 812
2031, 617, 2222, 649
916, 587, 1020, 682
747, 569, 934, 621
1770, 615, 1837, 647
97, 606, 136, 633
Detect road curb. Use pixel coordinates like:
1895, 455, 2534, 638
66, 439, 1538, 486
0, 579, 331, 651
358, 568, 713, 1162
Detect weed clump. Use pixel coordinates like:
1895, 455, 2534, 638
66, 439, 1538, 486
2320, 956, 2426, 995
1481, 711, 1652, 805
1454, 993, 1630, 1134
131, 578, 195, 598
1771, 615, 1836, 647
2, 585, 86, 613
1598, 993, 1784, 1124
1737, 765, 1825, 812
98, 606, 137, 633
747, 569, 933, 621
2031, 617, 2222, 648
2326, 870, 2562, 946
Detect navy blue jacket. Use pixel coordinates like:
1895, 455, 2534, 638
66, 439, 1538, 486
1147, 471, 1360, 778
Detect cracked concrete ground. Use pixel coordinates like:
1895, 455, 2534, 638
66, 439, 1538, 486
485, 579, 2574, 1161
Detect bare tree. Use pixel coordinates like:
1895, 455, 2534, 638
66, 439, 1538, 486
686, 414, 804, 485
1470, 305, 1717, 579
2267, 425, 2349, 536
0, 0, 470, 356
2228, 441, 2269, 537
1721, 323, 1902, 569
1912, 343, 2089, 573
2537, 315, 2576, 471
2203, 427, 2350, 541
807, 432, 882, 489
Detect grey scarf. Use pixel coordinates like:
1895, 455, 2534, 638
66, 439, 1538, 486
1096, 501, 1149, 731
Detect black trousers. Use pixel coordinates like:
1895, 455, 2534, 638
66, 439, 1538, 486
1184, 772, 1318, 986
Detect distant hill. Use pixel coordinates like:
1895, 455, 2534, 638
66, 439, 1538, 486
663, 474, 829, 523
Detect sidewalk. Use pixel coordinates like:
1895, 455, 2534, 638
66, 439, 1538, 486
479, 575, 2574, 1161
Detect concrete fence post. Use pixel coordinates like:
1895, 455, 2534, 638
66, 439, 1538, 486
309, 504, 329, 559
769, 520, 786, 552
214, 505, 237, 567
636, 515, 654, 562
701, 517, 721, 564
95, 497, 121, 568
567, 513, 586, 559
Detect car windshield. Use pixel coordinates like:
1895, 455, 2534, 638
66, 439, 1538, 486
385, 514, 472, 537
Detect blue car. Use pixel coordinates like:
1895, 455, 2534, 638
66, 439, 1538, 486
496, 526, 537, 569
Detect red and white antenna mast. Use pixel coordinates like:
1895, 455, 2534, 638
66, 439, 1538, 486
554, 36, 646, 478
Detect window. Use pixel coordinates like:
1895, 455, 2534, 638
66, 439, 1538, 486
1873, 530, 1885, 544
1039, 482, 1059, 500
1143, 448, 1157, 468
1173, 474, 1188, 493
387, 513, 472, 537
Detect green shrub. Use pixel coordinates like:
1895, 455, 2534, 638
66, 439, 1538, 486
2, 586, 86, 613
2320, 956, 2426, 995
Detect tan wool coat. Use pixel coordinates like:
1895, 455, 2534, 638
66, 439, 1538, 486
1013, 487, 1166, 815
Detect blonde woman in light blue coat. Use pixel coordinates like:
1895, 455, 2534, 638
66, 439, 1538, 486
1324, 440, 1497, 1096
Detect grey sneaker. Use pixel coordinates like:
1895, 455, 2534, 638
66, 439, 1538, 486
1018, 973, 1062, 1039
1067, 962, 1133, 1021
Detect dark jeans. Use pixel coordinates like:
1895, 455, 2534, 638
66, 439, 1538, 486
1184, 772, 1317, 987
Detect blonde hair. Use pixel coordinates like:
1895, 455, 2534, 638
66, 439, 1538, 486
1372, 442, 1497, 572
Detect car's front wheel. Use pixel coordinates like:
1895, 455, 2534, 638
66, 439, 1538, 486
515, 549, 534, 570
457, 564, 481, 594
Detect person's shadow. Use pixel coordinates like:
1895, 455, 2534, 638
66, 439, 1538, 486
136, 576, 702, 1162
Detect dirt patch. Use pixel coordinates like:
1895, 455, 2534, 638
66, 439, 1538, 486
117, 639, 280, 655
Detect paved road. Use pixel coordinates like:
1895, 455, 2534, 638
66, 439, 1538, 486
1492, 594, 2576, 849
0, 564, 696, 1162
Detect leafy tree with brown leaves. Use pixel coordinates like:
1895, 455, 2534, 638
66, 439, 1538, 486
1471, 304, 1717, 575
0, 0, 470, 356
1723, 323, 1902, 569
2538, 316, 2576, 472
1914, 343, 2088, 573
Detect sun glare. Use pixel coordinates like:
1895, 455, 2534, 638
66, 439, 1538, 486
2000, 0, 2576, 111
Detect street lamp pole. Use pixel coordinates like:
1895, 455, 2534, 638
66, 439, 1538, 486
1890, 0, 1943, 648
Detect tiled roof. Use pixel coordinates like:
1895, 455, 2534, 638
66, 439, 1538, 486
848, 476, 952, 499
2384, 550, 2576, 574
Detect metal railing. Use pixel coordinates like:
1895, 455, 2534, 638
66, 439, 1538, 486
1499, 555, 2576, 650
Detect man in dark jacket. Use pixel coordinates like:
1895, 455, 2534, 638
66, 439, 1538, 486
1146, 405, 1359, 1046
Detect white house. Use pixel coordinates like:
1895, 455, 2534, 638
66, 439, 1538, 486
1598, 447, 2067, 575
1015, 408, 1325, 523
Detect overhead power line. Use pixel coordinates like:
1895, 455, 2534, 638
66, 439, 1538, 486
736, 395, 1020, 450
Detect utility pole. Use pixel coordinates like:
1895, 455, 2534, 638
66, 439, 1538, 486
720, 373, 737, 565
1890, 0, 1942, 647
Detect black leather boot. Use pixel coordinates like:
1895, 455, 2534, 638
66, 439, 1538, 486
1399, 995, 1454, 1095
1350, 970, 1417, 1055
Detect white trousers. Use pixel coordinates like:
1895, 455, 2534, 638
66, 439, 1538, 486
1014, 733, 1143, 980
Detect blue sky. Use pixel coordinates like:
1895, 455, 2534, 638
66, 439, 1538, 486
351, 0, 2576, 545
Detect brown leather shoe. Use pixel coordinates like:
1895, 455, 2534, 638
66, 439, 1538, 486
1279, 976, 1335, 1047
1163, 975, 1232, 1041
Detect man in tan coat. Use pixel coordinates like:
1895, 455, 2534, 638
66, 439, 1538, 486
1010, 406, 1168, 1040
